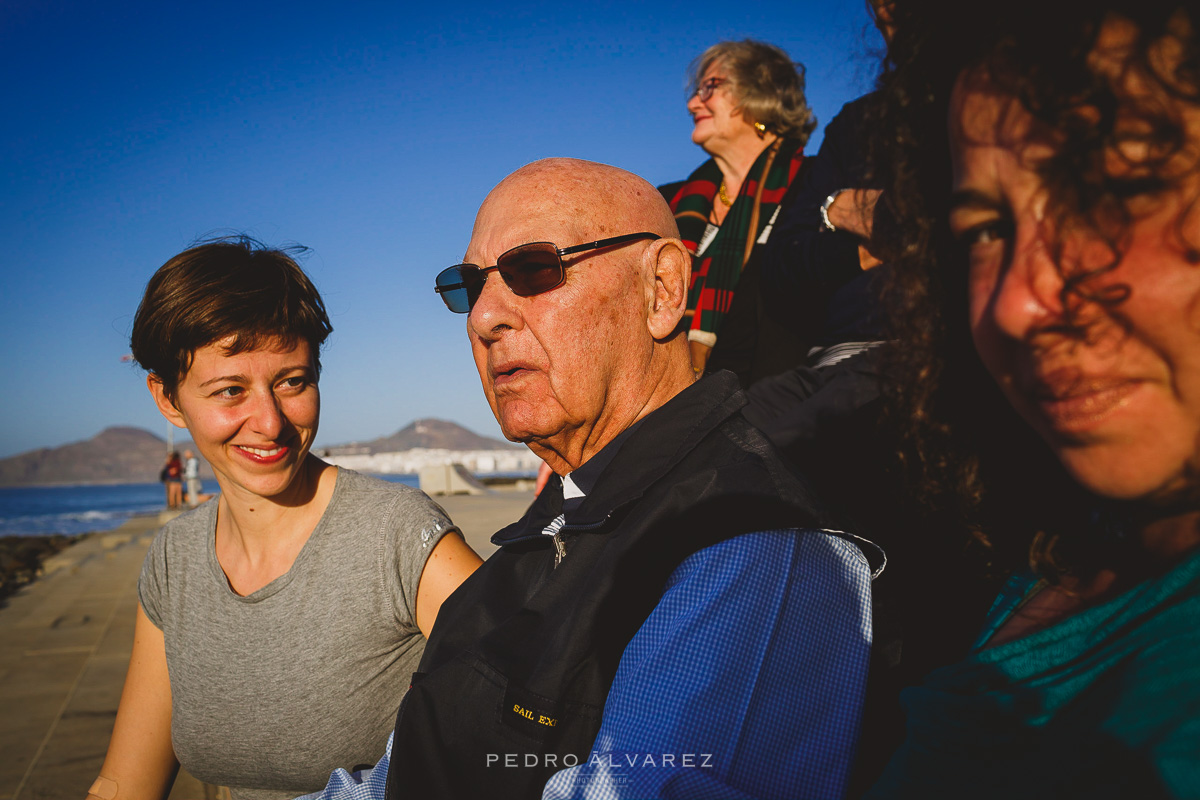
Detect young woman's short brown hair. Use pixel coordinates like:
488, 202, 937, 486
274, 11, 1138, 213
130, 237, 333, 401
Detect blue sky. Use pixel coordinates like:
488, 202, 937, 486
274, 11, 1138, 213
0, 0, 885, 458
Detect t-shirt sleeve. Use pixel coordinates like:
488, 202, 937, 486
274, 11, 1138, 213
383, 487, 460, 630
137, 527, 170, 630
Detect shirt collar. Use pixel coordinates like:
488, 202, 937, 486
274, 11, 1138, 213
560, 417, 646, 511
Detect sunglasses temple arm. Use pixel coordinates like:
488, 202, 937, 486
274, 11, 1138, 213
557, 232, 661, 257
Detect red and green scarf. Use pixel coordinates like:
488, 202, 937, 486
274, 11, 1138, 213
669, 138, 804, 343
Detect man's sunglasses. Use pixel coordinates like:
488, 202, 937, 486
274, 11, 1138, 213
434, 232, 661, 313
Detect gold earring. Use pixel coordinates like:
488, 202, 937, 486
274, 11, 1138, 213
753, 121, 767, 137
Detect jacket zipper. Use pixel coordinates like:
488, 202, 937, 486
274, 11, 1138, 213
542, 514, 568, 567
552, 532, 567, 567
542, 511, 614, 568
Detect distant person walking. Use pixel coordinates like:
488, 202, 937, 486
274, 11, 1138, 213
161, 451, 183, 509
183, 449, 201, 507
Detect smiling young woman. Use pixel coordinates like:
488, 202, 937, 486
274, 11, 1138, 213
88, 238, 481, 800
151, 337, 322, 520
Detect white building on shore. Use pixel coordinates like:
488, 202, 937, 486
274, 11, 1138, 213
323, 447, 542, 476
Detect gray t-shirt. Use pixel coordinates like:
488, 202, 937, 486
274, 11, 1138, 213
139, 468, 457, 800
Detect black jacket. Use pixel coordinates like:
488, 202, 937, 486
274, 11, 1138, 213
386, 372, 829, 800
759, 93, 890, 348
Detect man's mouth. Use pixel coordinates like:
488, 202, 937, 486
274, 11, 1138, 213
493, 363, 535, 388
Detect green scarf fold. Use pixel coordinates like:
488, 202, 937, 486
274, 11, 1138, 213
668, 138, 804, 342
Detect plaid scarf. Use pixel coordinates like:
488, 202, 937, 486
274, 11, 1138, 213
669, 138, 804, 342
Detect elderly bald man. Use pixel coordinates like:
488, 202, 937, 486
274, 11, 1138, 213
303, 160, 876, 800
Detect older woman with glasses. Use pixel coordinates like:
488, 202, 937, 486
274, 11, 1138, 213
664, 39, 817, 383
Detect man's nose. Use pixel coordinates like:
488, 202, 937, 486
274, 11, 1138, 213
468, 270, 522, 342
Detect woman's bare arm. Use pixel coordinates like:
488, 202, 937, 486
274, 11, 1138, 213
86, 603, 178, 800
414, 533, 483, 637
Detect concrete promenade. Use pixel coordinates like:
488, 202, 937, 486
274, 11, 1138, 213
0, 490, 534, 800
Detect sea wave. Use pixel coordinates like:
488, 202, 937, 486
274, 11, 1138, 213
0, 513, 139, 538
0, 483, 185, 537
0, 508, 158, 525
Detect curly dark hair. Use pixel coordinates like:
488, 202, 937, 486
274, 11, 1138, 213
870, 1, 1199, 576
130, 236, 333, 402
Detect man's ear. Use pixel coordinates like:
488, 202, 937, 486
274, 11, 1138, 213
147, 375, 188, 429
645, 238, 691, 340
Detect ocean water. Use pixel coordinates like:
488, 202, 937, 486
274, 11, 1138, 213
0, 474, 419, 537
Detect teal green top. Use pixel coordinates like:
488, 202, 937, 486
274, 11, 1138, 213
866, 548, 1200, 799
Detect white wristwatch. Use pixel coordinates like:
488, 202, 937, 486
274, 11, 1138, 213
820, 188, 849, 233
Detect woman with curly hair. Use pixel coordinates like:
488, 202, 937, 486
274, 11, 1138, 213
866, 0, 1200, 795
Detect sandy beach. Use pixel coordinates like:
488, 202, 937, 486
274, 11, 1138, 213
0, 490, 534, 800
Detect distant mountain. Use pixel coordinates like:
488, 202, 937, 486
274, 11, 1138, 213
0, 419, 512, 486
0, 427, 213, 487
320, 418, 516, 456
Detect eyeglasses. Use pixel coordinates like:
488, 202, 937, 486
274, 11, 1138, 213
694, 77, 727, 103
434, 232, 662, 313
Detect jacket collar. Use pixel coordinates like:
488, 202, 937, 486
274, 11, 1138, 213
493, 372, 747, 547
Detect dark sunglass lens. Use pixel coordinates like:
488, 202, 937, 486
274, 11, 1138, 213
435, 265, 479, 313
497, 244, 563, 296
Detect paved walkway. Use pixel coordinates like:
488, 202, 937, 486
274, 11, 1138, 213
0, 490, 533, 800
